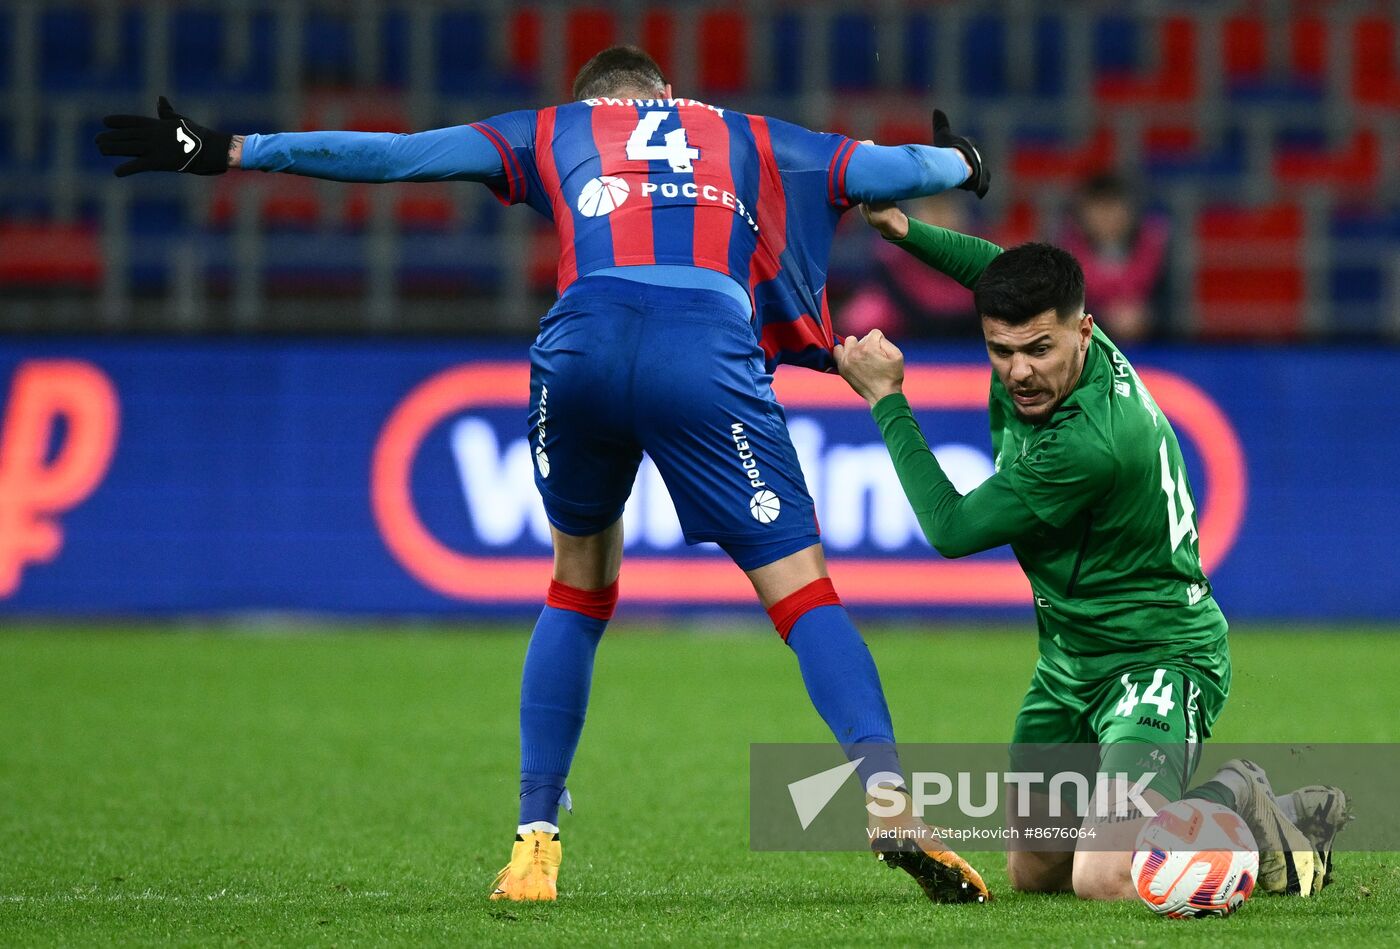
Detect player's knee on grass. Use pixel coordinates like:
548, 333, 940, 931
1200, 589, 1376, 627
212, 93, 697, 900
1006, 850, 1073, 893
1068, 779, 1168, 900
1071, 849, 1135, 901
1005, 789, 1079, 892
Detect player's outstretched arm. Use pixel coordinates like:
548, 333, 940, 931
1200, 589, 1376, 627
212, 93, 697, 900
845, 110, 990, 203
97, 98, 507, 184
834, 331, 1041, 558
862, 205, 1004, 290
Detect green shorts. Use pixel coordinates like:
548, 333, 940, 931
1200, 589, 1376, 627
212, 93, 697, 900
1010, 660, 1227, 800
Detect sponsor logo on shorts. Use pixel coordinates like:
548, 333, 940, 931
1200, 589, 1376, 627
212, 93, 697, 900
750, 489, 781, 524
730, 422, 767, 489
535, 385, 550, 478
731, 422, 780, 523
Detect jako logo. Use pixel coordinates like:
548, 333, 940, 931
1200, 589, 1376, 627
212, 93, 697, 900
0, 361, 120, 597
370, 363, 1245, 606
576, 176, 630, 217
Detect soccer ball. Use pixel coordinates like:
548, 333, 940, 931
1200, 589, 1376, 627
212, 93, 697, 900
1131, 799, 1259, 918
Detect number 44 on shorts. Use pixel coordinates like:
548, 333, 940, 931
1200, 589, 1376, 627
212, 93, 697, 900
1115, 669, 1177, 717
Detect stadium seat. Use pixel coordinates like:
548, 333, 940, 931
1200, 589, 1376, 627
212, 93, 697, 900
998, 200, 1041, 246
770, 12, 803, 95
699, 11, 747, 96
127, 196, 188, 237
341, 183, 457, 232
1095, 16, 1197, 105
1195, 204, 1304, 339
1353, 16, 1400, 107
1327, 206, 1400, 336
875, 117, 930, 148
1291, 14, 1327, 81
1223, 13, 1324, 103
303, 10, 355, 87
636, 11, 673, 86
831, 13, 877, 92
262, 231, 366, 295
11, 1, 1400, 336
565, 9, 616, 94
209, 175, 325, 231
39, 7, 96, 91
506, 9, 543, 90
0, 221, 102, 286
1143, 124, 1199, 159
1275, 128, 1381, 192
0, 9, 9, 91
171, 9, 276, 94
962, 14, 1008, 98
1143, 126, 1248, 183
901, 14, 934, 92
1033, 15, 1067, 98
1328, 263, 1387, 337
399, 227, 502, 295
380, 10, 409, 89
1010, 126, 1116, 182
299, 93, 411, 134
435, 11, 491, 94
1223, 15, 1267, 82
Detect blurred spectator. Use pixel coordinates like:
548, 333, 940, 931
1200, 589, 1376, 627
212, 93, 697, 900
836, 194, 982, 339
1059, 173, 1170, 343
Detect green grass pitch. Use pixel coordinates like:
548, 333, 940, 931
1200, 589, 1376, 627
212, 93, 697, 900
2, 625, 1397, 946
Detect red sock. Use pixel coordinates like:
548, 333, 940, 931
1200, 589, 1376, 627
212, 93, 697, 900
766, 578, 842, 641
545, 578, 619, 621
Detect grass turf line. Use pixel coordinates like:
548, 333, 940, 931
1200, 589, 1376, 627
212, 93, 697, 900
1, 626, 1396, 946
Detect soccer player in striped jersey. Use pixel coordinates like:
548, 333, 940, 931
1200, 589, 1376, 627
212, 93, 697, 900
98, 47, 995, 903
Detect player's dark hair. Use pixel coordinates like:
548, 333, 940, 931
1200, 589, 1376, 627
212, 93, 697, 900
572, 46, 667, 100
973, 242, 1086, 325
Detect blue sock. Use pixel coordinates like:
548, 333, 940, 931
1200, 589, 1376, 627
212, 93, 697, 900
786, 604, 903, 790
517, 605, 607, 827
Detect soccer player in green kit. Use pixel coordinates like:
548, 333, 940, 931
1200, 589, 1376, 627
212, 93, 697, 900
834, 201, 1349, 901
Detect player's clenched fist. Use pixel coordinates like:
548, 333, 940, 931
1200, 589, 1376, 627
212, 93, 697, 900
834, 330, 906, 407
95, 97, 232, 177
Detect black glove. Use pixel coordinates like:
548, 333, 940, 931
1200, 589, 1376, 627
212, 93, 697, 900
933, 109, 989, 199
95, 97, 232, 177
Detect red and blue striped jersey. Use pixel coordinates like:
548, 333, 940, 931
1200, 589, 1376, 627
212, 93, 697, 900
472, 99, 861, 372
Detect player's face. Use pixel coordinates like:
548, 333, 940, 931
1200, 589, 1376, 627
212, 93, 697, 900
982, 308, 1094, 423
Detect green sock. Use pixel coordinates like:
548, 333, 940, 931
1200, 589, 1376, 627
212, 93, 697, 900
1184, 779, 1236, 809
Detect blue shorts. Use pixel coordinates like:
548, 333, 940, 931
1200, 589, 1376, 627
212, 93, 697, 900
528, 275, 820, 571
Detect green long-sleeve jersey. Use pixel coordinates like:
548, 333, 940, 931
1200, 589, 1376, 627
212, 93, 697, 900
873, 219, 1228, 685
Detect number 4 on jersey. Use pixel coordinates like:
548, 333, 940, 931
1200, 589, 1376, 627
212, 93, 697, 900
627, 111, 700, 172
1159, 439, 1198, 552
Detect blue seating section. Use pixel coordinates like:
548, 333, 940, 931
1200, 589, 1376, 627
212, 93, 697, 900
7, 2, 1398, 335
